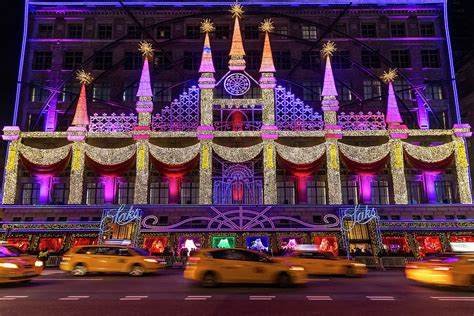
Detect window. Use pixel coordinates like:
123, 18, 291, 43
277, 180, 295, 204
185, 25, 200, 39
156, 26, 171, 40
246, 50, 261, 71
407, 181, 423, 204
242, 86, 262, 99
424, 215, 433, 220
336, 83, 352, 101
421, 49, 440, 68
183, 51, 200, 70
303, 82, 321, 101
274, 25, 288, 38
342, 180, 358, 204
412, 215, 422, 220
457, 215, 466, 220
435, 181, 454, 204
124, 52, 142, 70
93, 51, 113, 70
181, 180, 199, 204
61, 82, 81, 102
244, 25, 259, 40
30, 83, 49, 102
21, 183, 40, 205
149, 181, 169, 204
390, 23, 406, 37
363, 80, 382, 100
117, 182, 134, 204
154, 51, 173, 70
63, 51, 83, 70
92, 82, 111, 101
391, 215, 400, 220
86, 183, 105, 204
215, 25, 230, 40
424, 80, 444, 100
80, 217, 89, 222
122, 82, 138, 102
47, 217, 55, 222
33, 51, 52, 70
274, 51, 291, 70
307, 180, 327, 204
361, 23, 377, 38
67, 24, 83, 39
420, 22, 435, 37
394, 79, 413, 100
127, 25, 141, 39
302, 25, 318, 40
332, 23, 347, 37
301, 51, 321, 70
332, 51, 351, 69
391, 49, 411, 68
52, 183, 69, 205
97, 24, 112, 39
445, 215, 455, 220
214, 51, 227, 71
361, 49, 380, 69
37, 24, 53, 38
25, 217, 34, 222
153, 82, 172, 102
371, 180, 389, 204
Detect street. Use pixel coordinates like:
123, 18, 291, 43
0, 270, 473, 316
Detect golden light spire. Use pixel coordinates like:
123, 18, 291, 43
138, 40, 154, 58
381, 68, 398, 83
259, 19, 275, 33
200, 19, 215, 33
75, 69, 93, 85
321, 41, 337, 58
230, 2, 244, 19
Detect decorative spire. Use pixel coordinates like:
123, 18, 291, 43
381, 68, 403, 125
321, 42, 338, 98
259, 19, 276, 73
199, 19, 216, 73
71, 70, 93, 127
229, 2, 246, 71
136, 42, 153, 113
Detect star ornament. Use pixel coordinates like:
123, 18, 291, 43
322, 41, 337, 58
259, 19, 275, 33
381, 68, 398, 83
138, 40, 154, 57
230, 2, 244, 19
200, 19, 215, 33
76, 69, 93, 85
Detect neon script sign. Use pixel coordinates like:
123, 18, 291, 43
340, 205, 378, 232
106, 204, 142, 226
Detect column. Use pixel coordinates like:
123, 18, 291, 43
261, 87, 276, 128
134, 141, 149, 204
389, 139, 408, 204
423, 172, 438, 204
296, 176, 308, 205
263, 139, 277, 204
198, 139, 213, 204
37, 176, 52, 204
68, 141, 86, 204
453, 136, 472, 204
325, 138, 342, 204
199, 88, 214, 128
359, 175, 373, 204
2, 127, 21, 204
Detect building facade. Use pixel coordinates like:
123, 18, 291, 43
1, 0, 473, 259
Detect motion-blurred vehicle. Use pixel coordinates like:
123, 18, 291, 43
0, 244, 44, 284
405, 253, 474, 287
273, 251, 367, 277
184, 248, 307, 287
60, 245, 164, 276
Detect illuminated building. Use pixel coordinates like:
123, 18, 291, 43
1, 0, 473, 258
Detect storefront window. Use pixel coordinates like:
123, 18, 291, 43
246, 236, 270, 252
71, 237, 98, 247
6, 238, 29, 251
143, 237, 167, 254
279, 236, 304, 253
38, 238, 64, 253
416, 236, 442, 257
382, 237, 410, 256
449, 235, 474, 243
314, 236, 338, 257
177, 236, 201, 256
212, 236, 235, 248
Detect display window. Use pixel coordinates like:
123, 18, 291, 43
212, 236, 235, 248
416, 236, 442, 257
279, 236, 304, 252
177, 236, 201, 256
314, 236, 338, 257
382, 237, 410, 255
6, 238, 29, 251
143, 237, 167, 254
246, 236, 270, 252
38, 238, 64, 253
71, 237, 98, 247
449, 235, 474, 243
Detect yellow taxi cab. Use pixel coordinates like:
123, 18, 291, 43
405, 253, 474, 287
0, 244, 44, 284
60, 245, 164, 276
273, 250, 368, 277
184, 248, 307, 287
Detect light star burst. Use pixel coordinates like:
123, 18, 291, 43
381, 68, 398, 83
76, 69, 93, 85
321, 41, 337, 58
138, 40, 154, 57
230, 2, 244, 18
200, 19, 215, 33
259, 19, 275, 33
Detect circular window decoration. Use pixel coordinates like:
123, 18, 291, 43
223, 73, 251, 96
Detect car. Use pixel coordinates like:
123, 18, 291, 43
405, 253, 474, 287
0, 244, 44, 284
272, 251, 368, 277
60, 245, 164, 276
184, 248, 307, 287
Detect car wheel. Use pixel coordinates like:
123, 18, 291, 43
201, 272, 218, 288
71, 264, 87, 277
129, 264, 145, 277
276, 272, 292, 288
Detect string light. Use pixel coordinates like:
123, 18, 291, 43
200, 19, 215, 33
75, 69, 93, 85
259, 19, 274, 33
230, 2, 244, 18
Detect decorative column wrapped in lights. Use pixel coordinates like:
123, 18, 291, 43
198, 19, 216, 131
263, 138, 277, 204
382, 69, 409, 204
135, 41, 154, 128
2, 127, 21, 204
453, 124, 473, 204
133, 140, 150, 204
259, 19, 277, 129
199, 138, 213, 204
325, 138, 342, 204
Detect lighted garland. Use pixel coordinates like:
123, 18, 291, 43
389, 139, 408, 204
134, 141, 150, 204
275, 142, 325, 165
263, 140, 277, 204
212, 142, 263, 163
19, 143, 72, 166
149, 142, 200, 165
326, 140, 342, 204
84, 143, 136, 165
403, 141, 454, 163
68, 142, 86, 204
453, 138, 472, 204
3, 141, 20, 204
199, 140, 213, 204
338, 142, 390, 164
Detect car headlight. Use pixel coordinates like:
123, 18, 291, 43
144, 258, 158, 263
352, 263, 366, 268
35, 261, 44, 267
0, 262, 19, 269
289, 266, 305, 271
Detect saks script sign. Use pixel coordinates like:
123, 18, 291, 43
100, 205, 143, 233
339, 205, 378, 232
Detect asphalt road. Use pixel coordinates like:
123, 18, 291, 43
0, 269, 473, 316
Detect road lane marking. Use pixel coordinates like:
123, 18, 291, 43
307, 296, 332, 301
120, 296, 149, 301
249, 296, 275, 301
367, 296, 395, 301
431, 296, 474, 301
39, 278, 104, 281
0, 296, 28, 301
185, 296, 211, 301
59, 295, 89, 301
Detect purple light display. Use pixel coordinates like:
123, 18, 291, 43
246, 236, 270, 252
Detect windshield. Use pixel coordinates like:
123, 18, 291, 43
0, 246, 25, 257
131, 248, 149, 256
